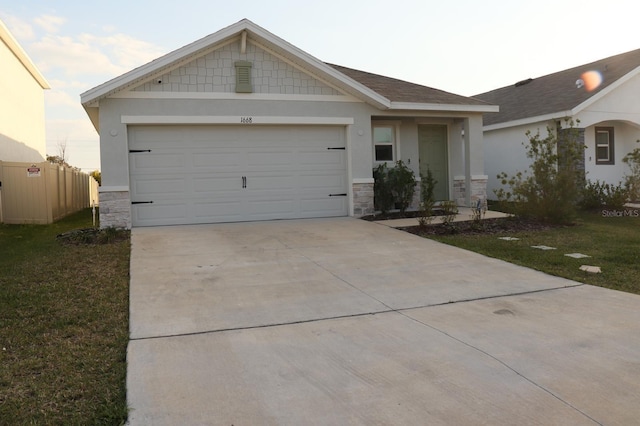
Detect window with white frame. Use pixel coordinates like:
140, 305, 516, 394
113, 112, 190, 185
373, 125, 395, 162
595, 127, 614, 165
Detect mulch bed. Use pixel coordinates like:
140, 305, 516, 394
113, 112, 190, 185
399, 217, 557, 236
57, 228, 130, 245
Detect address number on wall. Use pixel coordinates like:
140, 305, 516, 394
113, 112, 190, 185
240, 117, 253, 124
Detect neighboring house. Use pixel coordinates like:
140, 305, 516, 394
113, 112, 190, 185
81, 19, 496, 228
0, 18, 50, 162
475, 48, 640, 198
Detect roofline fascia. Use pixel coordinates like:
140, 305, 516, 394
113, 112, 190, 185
0, 19, 50, 89
390, 102, 498, 113
483, 110, 573, 131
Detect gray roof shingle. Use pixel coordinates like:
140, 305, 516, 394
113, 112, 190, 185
474, 48, 640, 126
328, 63, 490, 106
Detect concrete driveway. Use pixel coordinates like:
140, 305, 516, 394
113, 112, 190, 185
127, 218, 640, 425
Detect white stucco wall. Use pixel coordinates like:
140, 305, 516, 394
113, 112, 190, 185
582, 122, 640, 184
0, 31, 47, 162
485, 72, 640, 197
484, 122, 554, 198
577, 73, 640, 185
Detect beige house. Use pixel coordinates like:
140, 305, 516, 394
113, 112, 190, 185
0, 18, 50, 162
82, 19, 497, 228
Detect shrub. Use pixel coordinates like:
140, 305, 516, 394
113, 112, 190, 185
440, 200, 459, 231
388, 160, 416, 213
494, 121, 585, 224
373, 161, 417, 214
373, 163, 394, 214
470, 198, 486, 225
580, 180, 628, 210
417, 168, 438, 229
623, 143, 640, 202
420, 168, 437, 206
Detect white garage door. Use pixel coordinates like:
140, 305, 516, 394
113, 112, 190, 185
128, 125, 348, 226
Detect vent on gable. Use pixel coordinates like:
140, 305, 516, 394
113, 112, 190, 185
515, 78, 533, 87
235, 61, 253, 93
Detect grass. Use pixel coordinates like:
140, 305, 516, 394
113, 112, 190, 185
428, 209, 640, 295
0, 209, 130, 425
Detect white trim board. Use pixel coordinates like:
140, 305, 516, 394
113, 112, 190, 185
112, 91, 361, 103
121, 115, 355, 125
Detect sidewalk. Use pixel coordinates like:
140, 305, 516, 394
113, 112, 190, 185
373, 207, 511, 228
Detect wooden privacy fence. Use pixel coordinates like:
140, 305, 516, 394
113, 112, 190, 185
0, 161, 99, 224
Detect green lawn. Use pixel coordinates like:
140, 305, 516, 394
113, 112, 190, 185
428, 209, 640, 295
0, 209, 130, 425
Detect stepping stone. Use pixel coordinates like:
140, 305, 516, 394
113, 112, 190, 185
498, 237, 519, 241
531, 245, 557, 250
564, 253, 591, 259
580, 265, 602, 273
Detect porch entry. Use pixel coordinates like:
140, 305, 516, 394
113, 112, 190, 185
418, 124, 449, 201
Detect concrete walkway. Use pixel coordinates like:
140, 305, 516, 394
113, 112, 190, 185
127, 218, 640, 425
373, 207, 510, 228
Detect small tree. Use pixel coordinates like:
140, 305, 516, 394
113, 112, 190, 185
90, 170, 102, 186
623, 142, 640, 202
417, 168, 438, 229
495, 120, 585, 224
373, 163, 394, 214
388, 160, 416, 214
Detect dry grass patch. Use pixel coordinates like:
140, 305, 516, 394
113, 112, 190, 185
0, 210, 130, 425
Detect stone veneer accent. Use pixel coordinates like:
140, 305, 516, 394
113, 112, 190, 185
352, 182, 374, 216
134, 43, 341, 96
99, 191, 131, 229
453, 176, 488, 206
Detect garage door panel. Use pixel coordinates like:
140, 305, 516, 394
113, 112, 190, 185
192, 175, 242, 193
131, 177, 186, 197
193, 200, 244, 221
298, 151, 345, 167
129, 125, 348, 226
132, 202, 188, 224
130, 152, 187, 170
296, 173, 346, 190
192, 150, 243, 168
300, 197, 347, 216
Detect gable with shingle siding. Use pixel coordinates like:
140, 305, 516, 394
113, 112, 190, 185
133, 42, 342, 96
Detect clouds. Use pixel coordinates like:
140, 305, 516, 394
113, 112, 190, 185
2, 12, 166, 171
33, 14, 65, 33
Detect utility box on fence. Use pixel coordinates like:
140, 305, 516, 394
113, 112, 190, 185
0, 161, 99, 224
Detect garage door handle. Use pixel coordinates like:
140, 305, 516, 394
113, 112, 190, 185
132, 201, 154, 204
242, 176, 247, 188
327, 147, 345, 150
329, 193, 347, 197
129, 149, 152, 153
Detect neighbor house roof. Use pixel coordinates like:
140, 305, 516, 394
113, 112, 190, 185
0, 18, 50, 89
81, 19, 496, 129
474, 48, 640, 128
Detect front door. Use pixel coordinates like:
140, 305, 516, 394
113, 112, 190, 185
418, 125, 449, 201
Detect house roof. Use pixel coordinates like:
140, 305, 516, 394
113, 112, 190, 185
328, 63, 490, 107
0, 18, 50, 89
474, 48, 640, 128
81, 19, 496, 128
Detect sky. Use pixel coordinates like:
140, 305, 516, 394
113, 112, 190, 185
1, 0, 638, 172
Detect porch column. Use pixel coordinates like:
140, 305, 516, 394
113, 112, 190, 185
463, 115, 485, 206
